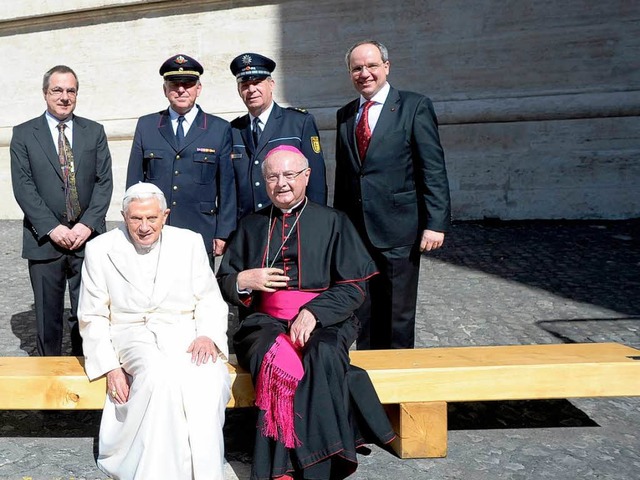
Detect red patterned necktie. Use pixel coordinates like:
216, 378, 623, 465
355, 101, 374, 161
57, 123, 81, 222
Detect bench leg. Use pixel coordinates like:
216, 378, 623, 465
385, 401, 448, 458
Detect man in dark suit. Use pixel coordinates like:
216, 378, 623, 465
126, 54, 236, 257
11, 64, 113, 356
229, 52, 326, 219
334, 40, 451, 350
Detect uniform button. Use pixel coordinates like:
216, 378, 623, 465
173, 185, 178, 191
174, 170, 179, 175
257, 203, 263, 208
172, 201, 177, 206
149, 152, 155, 158
254, 181, 260, 187
203, 156, 208, 161
176, 155, 181, 160
254, 160, 259, 165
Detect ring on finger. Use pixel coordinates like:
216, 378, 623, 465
265, 281, 272, 287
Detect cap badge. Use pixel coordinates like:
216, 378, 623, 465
174, 55, 187, 65
242, 54, 252, 66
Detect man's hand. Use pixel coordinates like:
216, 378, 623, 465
420, 229, 445, 252
106, 367, 130, 404
187, 336, 221, 365
69, 223, 93, 250
213, 238, 227, 256
49, 224, 77, 249
237, 268, 290, 292
289, 308, 317, 348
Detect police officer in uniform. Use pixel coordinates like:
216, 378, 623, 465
229, 53, 326, 219
126, 54, 236, 258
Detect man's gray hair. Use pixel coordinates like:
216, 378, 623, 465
344, 40, 389, 69
122, 182, 167, 212
43, 65, 79, 93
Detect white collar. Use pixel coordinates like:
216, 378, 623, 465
169, 105, 199, 124
360, 82, 391, 107
278, 197, 306, 214
250, 100, 275, 126
46, 111, 73, 128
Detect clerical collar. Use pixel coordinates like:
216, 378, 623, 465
278, 197, 306, 214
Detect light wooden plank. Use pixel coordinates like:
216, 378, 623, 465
1, 343, 639, 410
387, 402, 448, 458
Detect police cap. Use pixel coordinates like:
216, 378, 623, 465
230, 53, 276, 83
159, 54, 203, 81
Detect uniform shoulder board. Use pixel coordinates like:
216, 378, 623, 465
287, 106, 309, 114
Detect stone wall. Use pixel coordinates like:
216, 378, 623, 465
1, 0, 638, 221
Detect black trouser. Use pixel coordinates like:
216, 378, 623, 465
356, 243, 420, 349
28, 254, 83, 356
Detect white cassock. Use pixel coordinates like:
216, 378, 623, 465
78, 225, 231, 480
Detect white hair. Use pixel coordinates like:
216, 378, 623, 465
122, 182, 167, 212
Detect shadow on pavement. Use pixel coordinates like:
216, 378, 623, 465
429, 219, 640, 318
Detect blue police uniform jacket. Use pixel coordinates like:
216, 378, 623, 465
230, 102, 327, 219
126, 106, 237, 253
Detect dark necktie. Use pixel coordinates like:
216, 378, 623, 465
57, 123, 81, 222
176, 115, 185, 146
252, 117, 262, 148
356, 101, 374, 161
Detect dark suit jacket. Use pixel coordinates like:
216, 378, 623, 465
231, 102, 327, 219
10, 113, 113, 260
126, 106, 237, 253
334, 87, 451, 249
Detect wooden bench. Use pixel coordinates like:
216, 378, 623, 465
1, 342, 639, 459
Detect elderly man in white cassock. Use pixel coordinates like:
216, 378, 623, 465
78, 182, 230, 480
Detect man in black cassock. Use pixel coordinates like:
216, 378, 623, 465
218, 145, 395, 480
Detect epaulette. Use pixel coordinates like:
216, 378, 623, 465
287, 106, 309, 114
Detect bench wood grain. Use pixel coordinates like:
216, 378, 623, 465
2, 342, 639, 458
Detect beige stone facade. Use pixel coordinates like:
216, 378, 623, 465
2, 0, 639, 221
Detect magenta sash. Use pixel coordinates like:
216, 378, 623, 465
258, 290, 320, 320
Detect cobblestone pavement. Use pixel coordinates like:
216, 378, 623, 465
1, 219, 639, 480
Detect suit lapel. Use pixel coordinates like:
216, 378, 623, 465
237, 115, 254, 155
33, 114, 64, 181
255, 102, 282, 155
343, 100, 361, 170
367, 87, 401, 156
158, 109, 179, 151
71, 115, 86, 172
180, 107, 207, 152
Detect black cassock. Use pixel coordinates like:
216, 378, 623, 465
218, 199, 396, 480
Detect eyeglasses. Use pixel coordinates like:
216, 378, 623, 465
350, 62, 386, 76
265, 168, 309, 183
48, 88, 77, 98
